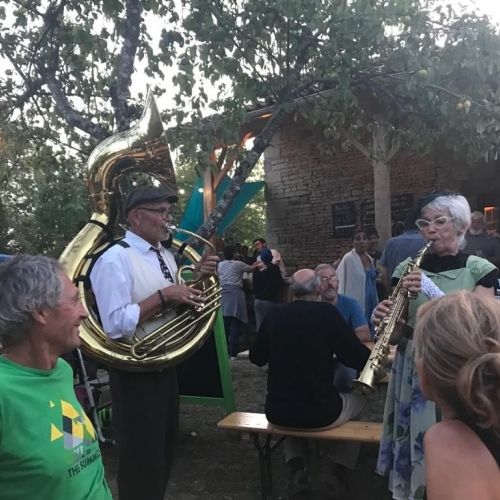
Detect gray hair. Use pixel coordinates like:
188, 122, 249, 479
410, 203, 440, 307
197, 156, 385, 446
0, 255, 64, 347
315, 263, 335, 274
422, 194, 471, 248
292, 273, 321, 299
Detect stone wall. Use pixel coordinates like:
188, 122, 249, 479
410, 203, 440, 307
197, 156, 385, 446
263, 120, 456, 272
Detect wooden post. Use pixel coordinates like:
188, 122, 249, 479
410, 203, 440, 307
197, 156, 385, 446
203, 168, 215, 219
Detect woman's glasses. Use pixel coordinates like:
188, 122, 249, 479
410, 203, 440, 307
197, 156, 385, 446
415, 216, 454, 230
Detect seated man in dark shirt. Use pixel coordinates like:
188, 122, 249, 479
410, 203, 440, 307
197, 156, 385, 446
249, 269, 370, 496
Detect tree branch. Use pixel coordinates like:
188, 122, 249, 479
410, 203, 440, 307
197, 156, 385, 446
29, 0, 68, 76
0, 42, 47, 117
7, 79, 45, 112
45, 72, 109, 140
193, 106, 285, 241
32, 0, 109, 140
1, 41, 29, 81
293, 28, 317, 75
110, 0, 143, 131
213, 2, 281, 71
386, 142, 400, 162
209, 2, 279, 99
346, 135, 371, 160
11, 0, 44, 17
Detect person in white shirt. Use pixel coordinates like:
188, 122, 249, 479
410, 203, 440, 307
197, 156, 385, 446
90, 186, 218, 500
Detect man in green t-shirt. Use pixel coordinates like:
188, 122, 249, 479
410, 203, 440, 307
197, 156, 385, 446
0, 255, 112, 500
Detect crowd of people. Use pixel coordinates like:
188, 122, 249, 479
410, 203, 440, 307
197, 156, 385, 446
1, 187, 500, 500
243, 191, 500, 499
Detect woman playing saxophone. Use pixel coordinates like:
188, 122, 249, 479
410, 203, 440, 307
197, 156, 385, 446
372, 192, 498, 500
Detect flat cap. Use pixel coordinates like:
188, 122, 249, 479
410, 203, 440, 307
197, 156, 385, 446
125, 186, 178, 213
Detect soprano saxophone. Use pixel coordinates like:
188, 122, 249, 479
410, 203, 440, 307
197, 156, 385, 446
353, 240, 433, 394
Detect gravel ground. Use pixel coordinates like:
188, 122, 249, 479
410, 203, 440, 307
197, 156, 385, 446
101, 353, 392, 500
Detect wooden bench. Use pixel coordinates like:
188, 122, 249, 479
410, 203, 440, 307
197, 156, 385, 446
217, 412, 382, 499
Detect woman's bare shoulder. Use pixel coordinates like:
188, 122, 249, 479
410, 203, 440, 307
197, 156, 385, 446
425, 421, 500, 500
426, 420, 484, 455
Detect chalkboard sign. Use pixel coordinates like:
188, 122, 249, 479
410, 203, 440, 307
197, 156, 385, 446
178, 313, 235, 413
360, 194, 414, 229
176, 269, 235, 412
332, 202, 356, 238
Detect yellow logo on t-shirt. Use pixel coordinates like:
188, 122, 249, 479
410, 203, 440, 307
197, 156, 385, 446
49, 399, 96, 451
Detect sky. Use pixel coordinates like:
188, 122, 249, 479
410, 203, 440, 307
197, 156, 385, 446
464, 0, 500, 24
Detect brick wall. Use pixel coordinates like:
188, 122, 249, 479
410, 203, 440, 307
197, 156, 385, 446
263, 121, 457, 272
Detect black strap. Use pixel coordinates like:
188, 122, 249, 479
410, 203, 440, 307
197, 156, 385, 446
76, 239, 129, 286
88, 219, 108, 230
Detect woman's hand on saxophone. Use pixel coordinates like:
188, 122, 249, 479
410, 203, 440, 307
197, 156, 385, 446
402, 270, 422, 296
371, 299, 393, 326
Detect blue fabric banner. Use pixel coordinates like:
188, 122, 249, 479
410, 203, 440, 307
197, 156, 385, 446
177, 176, 264, 240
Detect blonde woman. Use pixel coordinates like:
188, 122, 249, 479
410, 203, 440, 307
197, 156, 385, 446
414, 292, 500, 500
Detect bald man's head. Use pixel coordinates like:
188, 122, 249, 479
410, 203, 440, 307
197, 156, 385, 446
292, 269, 320, 300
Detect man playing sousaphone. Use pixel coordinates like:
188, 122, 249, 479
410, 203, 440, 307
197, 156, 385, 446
90, 186, 218, 500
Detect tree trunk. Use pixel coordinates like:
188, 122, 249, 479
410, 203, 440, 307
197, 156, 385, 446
372, 121, 393, 245
373, 159, 391, 244
193, 106, 285, 241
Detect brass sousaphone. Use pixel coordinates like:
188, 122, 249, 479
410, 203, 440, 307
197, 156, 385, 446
60, 91, 221, 371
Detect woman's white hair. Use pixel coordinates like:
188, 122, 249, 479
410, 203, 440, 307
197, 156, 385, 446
422, 194, 471, 248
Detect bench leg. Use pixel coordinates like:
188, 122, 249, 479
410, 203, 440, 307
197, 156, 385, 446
252, 434, 286, 499
253, 434, 274, 499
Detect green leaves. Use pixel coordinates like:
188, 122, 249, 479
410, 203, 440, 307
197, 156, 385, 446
1, 0, 500, 250
102, 0, 124, 17
0, 123, 89, 255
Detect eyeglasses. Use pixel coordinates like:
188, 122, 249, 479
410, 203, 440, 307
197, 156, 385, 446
319, 276, 338, 283
415, 216, 454, 230
135, 207, 176, 218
